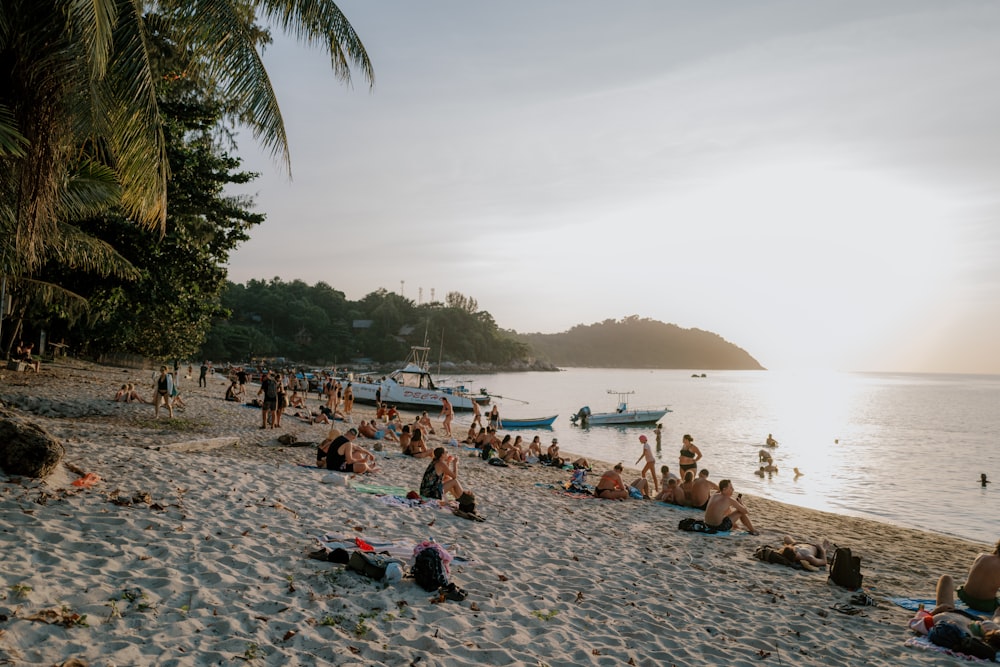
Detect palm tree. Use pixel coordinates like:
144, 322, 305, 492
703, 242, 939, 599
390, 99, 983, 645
0, 0, 372, 275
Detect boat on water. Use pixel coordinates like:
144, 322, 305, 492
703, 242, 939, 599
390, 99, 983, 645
349, 347, 489, 412
500, 415, 558, 429
569, 390, 670, 426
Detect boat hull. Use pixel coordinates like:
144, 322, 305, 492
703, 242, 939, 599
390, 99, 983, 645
501, 415, 558, 429
573, 409, 669, 426
351, 379, 482, 411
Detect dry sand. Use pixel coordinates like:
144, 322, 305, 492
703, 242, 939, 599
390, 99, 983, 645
0, 358, 991, 666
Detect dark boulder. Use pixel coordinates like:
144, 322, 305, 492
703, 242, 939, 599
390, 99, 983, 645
0, 409, 65, 478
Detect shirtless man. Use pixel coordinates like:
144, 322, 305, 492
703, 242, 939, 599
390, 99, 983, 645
704, 479, 759, 535
934, 539, 1000, 614
688, 469, 719, 510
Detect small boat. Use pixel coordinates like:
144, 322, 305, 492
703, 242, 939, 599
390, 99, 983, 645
500, 415, 558, 429
569, 390, 670, 426
349, 346, 490, 412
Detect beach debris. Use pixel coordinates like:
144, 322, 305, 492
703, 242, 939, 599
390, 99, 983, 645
0, 409, 64, 478
282, 630, 297, 641
24, 607, 88, 628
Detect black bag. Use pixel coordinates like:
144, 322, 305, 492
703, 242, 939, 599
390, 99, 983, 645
955, 635, 996, 661
678, 518, 717, 534
412, 547, 449, 591
347, 551, 403, 581
458, 492, 476, 514
828, 546, 863, 590
754, 545, 793, 567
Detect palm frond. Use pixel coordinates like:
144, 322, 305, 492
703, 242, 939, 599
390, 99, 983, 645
255, 0, 374, 87
0, 105, 28, 158
56, 160, 121, 223
103, 0, 169, 231
50, 221, 141, 280
66, 0, 119, 80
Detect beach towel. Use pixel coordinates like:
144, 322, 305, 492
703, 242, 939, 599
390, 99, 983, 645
904, 636, 995, 663
888, 598, 993, 619
350, 482, 409, 496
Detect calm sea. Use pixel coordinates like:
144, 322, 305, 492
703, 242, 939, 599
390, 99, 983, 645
441, 368, 1000, 544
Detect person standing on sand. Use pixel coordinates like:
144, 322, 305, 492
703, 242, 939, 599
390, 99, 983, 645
679, 434, 702, 478
471, 399, 483, 428
704, 479, 759, 534
440, 396, 454, 437
152, 366, 174, 419
258, 371, 278, 429
635, 435, 658, 492
199, 361, 209, 388
934, 539, 1000, 614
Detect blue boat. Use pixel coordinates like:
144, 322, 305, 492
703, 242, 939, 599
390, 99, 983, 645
501, 415, 558, 429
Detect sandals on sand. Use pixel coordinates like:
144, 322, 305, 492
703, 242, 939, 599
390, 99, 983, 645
831, 603, 865, 616
850, 593, 877, 607
441, 583, 468, 601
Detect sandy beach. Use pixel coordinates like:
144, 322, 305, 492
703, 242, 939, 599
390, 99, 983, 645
0, 359, 992, 666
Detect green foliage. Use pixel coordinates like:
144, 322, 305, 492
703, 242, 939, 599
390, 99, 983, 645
204, 281, 531, 366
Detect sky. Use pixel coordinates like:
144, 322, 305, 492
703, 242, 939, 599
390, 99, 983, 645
226, 0, 1000, 374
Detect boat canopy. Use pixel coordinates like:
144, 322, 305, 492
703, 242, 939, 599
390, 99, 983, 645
391, 364, 437, 389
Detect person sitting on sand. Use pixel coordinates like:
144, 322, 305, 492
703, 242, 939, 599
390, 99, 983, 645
526, 435, 543, 460
502, 435, 525, 463
679, 470, 695, 504
398, 424, 412, 451
225, 380, 240, 402
655, 477, 685, 504
19, 342, 41, 372
629, 476, 652, 499
419, 447, 466, 500
127, 383, 147, 404
635, 434, 658, 492
659, 465, 680, 489
288, 390, 305, 409
688, 469, 720, 510
547, 439, 564, 467
594, 463, 629, 500
780, 536, 831, 568
324, 428, 378, 474
114, 384, 129, 402
357, 420, 378, 439
403, 427, 433, 458
465, 424, 479, 444
704, 479, 759, 534
418, 411, 436, 435
934, 539, 1000, 614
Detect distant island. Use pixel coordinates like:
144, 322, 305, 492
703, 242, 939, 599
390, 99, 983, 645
516, 316, 765, 371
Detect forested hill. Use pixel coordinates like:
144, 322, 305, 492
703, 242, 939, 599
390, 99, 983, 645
517, 317, 765, 370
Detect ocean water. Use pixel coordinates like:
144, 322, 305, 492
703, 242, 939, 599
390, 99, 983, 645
441, 368, 1000, 544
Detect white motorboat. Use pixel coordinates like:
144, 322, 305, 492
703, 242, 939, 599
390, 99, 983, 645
349, 347, 489, 412
569, 390, 670, 426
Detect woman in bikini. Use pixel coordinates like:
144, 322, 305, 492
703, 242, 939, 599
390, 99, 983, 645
594, 463, 629, 500
404, 427, 433, 458
679, 433, 702, 478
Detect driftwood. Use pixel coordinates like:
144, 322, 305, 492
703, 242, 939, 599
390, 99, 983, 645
156, 436, 238, 453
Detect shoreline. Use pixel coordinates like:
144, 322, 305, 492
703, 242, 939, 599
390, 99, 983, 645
0, 358, 991, 666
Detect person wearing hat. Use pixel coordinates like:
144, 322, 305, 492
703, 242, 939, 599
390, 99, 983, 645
635, 434, 658, 492
679, 434, 702, 477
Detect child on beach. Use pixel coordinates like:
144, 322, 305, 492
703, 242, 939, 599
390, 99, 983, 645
635, 434, 658, 492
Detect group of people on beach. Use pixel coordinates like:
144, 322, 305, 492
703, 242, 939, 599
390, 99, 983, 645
111, 365, 185, 418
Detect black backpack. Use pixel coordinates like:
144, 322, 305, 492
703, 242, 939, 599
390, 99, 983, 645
412, 547, 449, 591
828, 546, 863, 590
263, 378, 277, 400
